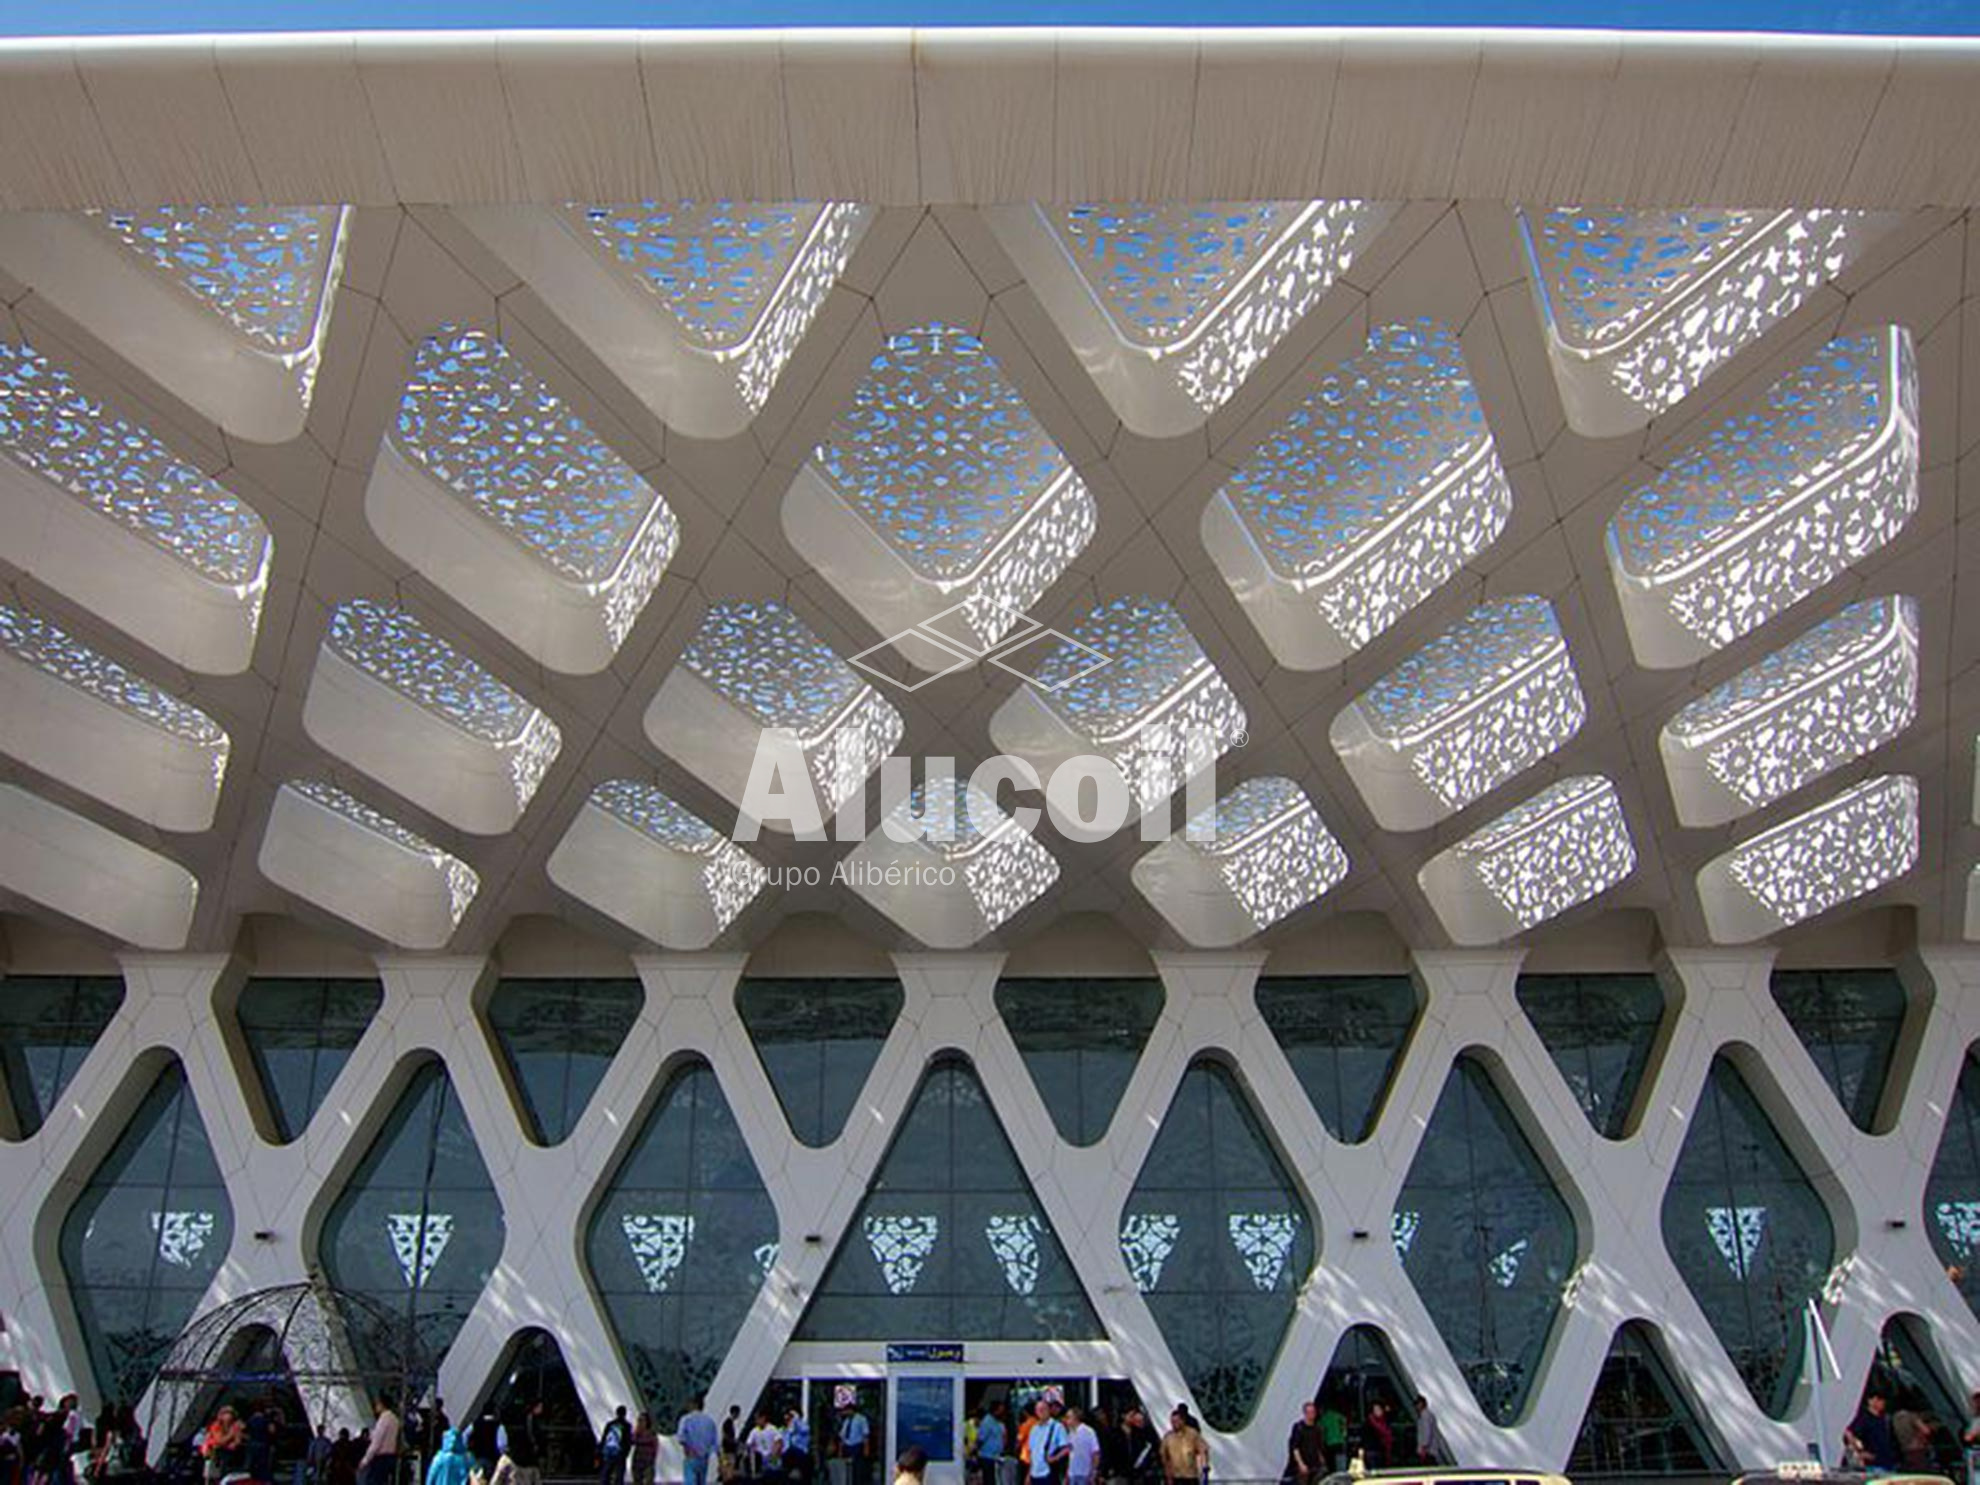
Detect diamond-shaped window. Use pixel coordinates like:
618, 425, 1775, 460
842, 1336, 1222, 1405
59, 1059, 234, 1402
1771, 969, 1909, 1133
1567, 1322, 1724, 1476
486, 979, 644, 1147
737, 978, 904, 1147
1124, 1058, 1312, 1431
0, 339, 272, 673
1517, 973, 1666, 1139
320, 1059, 505, 1369
995, 978, 1164, 1146
1662, 596, 1919, 827
1203, 320, 1511, 670
1418, 776, 1637, 945
1607, 327, 1918, 669
481, 1328, 597, 1464
1333, 596, 1586, 830
369, 328, 680, 675
1394, 1055, 1577, 1425
1923, 1047, 1980, 1323
1660, 1056, 1834, 1417
1522, 207, 1892, 437
989, 596, 1246, 821
1256, 976, 1416, 1144
0, 975, 123, 1140
1316, 1325, 1418, 1459
586, 1059, 778, 1422
1697, 775, 1919, 944
235, 978, 382, 1143
797, 1055, 1102, 1343
986, 201, 1394, 434
787, 324, 1095, 670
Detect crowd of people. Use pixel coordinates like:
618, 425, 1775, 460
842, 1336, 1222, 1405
0, 1395, 146, 1485
1843, 1390, 1980, 1475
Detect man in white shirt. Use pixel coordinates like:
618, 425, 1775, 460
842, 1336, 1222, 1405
1065, 1410, 1100, 1485
745, 1415, 783, 1481
358, 1394, 402, 1485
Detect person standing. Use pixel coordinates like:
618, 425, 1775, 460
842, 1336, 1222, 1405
1285, 1404, 1322, 1485
722, 1410, 743, 1485
745, 1415, 782, 1483
1025, 1402, 1067, 1485
1316, 1406, 1345, 1477
468, 1414, 502, 1484
837, 1403, 870, 1485
1412, 1398, 1442, 1467
1065, 1411, 1099, 1485
1362, 1404, 1393, 1472
504, 1405, 544, 1485
629, 1415, 658, 1485
784, 1410, 812, 1485
358, 1396, 402, 1485
677, 1400, 719, 1485
598, 1408, 633, 1485
1116, 1409, 1158, 1485
976, 1404, 1007, 1485
1845, 1395, 1899, 1472
1158, 1410, 1205, 1485
424, 1432, 471, 1485
308, 1428, 335, 1485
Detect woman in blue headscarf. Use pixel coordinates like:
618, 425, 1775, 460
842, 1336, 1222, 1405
427, 1430, 473, 1485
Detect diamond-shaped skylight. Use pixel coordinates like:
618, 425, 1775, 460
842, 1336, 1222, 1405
646, 600, 904, 831
371, 327, 679, 673
0, 604, 230, 831
1608, 326, 1917, 668
1132, 776, 1348, 946
788, 324, 1095, 667
1332, 595, 1586, 830
989, 596, 1247, 819
1419, 775, 1636, 944
1203, 320, 1511, 670
843, 776, 1059, 946
546, 781, 768, 949
260, 780, 479, 948
987, 200, 1392, 434
0, 340, 271, 672
307, 600, 562, 833
1524, 207, 1889, 436
1662, 596, 1919, 827
1697, 774, 1919, 944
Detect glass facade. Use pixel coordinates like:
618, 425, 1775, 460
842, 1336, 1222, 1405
485, 978, 644, 1145
235, 977, 382, 1142
59, 1060, 233, 1404
735, 979, 903, 1146
0, 975, 123, 1139
1516, 974, 1664, 1138
1771, 968, 1909, 1132
1661, 1056, 1834, 1418
1394, 1056, 1576, 1425
994, 978, 1164, 1145
320, 1060, 505, 1370
1123, 1059, 1311, 1432
797, 1055, 1101, 1343
1253, 976, 1415, 1143
1923, 1048, 1980, 1322
588, 1060, 777, 1426
1315, 1326, 1417, 1468
1567, 1323, 1720, 1477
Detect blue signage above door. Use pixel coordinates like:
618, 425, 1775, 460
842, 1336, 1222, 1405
885, 1342, 965, 1364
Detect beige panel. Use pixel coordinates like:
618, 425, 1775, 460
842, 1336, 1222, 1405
217, 37, 396, 206
1323, 32, 1480, 199
915, 30, 1056, 202
638, 30, 792, 201
1055, 30, 1198, 202
1186, 33, 1339, 199
782, 31, 919, 202
1454, 34, 1618, 204
74, 39, 263, 204
0, 45, 130, 209
1711, 38, 1896, 205
1846, 40, 1980, 209
355, 33, 526, 202
1578, 35, 1763, 204
499, 33, 659, 204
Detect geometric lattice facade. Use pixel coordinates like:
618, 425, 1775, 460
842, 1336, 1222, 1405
1, 25, 1979, 1485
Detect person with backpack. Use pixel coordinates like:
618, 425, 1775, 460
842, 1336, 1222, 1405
597, 1410, 632, 1485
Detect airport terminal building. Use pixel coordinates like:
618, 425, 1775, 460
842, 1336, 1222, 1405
0, 26, 1978, 1481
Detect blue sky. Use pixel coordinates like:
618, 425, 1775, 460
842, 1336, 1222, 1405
0, 0, 1974, 34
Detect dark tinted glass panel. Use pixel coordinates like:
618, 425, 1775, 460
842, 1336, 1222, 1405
1124, 1059, 1311, 1432
486, 979, 643, 1145
736, 979, 903, 1146
797, 1056, 1102, 1345
1517, 974, 1663, 1138
1315, 1326, 1417, 1470
1660, 1057, 1833, 1418
237, 978, 382, 1142
1771, 969, 1908, 1131
0, 975, 124, 1138
59, 1061, 234, 1402
321, 1061, 504, 1371
1254, 977, 1414, 1143
1395, 1056, 1576, 1426
1861, 1317, 1964, 1471
478, 1328, 596, 1474
995, 979, 1163, 1145
1925, 1050, 1980, 1322
1568, 1322, 1721, 1476
588, 1061, 777, 1426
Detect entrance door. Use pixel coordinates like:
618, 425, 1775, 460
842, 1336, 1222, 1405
890, 1371, 961, 1485
810, 1377, 887, 1485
